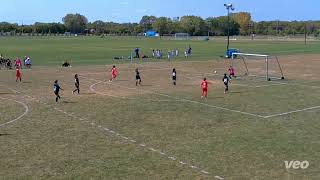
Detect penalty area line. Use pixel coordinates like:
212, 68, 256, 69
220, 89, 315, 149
264, 105, 320, 118
82, 76, 264, 118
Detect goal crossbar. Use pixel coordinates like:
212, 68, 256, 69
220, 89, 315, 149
232, 53, 269, 58
231, 52, 285, 81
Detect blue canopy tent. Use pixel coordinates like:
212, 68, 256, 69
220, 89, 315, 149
145, 31, 157, 37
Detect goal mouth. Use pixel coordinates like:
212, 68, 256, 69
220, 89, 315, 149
231, 53, 285, 81
173, 33, 190, 40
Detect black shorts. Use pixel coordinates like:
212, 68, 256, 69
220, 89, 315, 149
136, 75, 141, 80
54, 91, 59, 95
172, 76, 176, 81
75, 83, 79, 88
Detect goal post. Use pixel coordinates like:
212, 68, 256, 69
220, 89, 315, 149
174, 33, 190, 40
231, 53, 285, 81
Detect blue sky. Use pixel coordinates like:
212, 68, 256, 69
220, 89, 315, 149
1, 0, 318, 24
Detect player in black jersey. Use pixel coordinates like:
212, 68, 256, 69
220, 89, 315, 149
172, 68, 177, 85
135, 68, 142, 86
72, 74, 80, 94
222, 73, 230, 94
53, 80, 63, 102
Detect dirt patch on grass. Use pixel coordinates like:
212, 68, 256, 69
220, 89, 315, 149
1, 54, 319, 100
54, 54, 320, 98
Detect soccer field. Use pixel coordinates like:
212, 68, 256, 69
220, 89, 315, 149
1, 36, 320, 66
0, 37, 320, 179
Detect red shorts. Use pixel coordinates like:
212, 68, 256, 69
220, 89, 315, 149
16, 73, 21, 77
202, 88, 207, 92
112, 74, 117, 79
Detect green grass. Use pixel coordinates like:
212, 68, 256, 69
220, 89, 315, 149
1, 36, 320, 66
0, 37, 320, 179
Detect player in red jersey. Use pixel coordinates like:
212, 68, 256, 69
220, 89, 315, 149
201, 78, 208, 98
109, 65, 117, 82
15, 67, 22, 82
228, 66, 236, 79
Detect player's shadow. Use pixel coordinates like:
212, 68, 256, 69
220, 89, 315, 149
211, 96, 225, 99
140, 84, 153, 87
229, 91, 243, 94
79, 93, 95, 95
0, 92, 12, 95
0, 133, 11, 136
62, 101, 77, 104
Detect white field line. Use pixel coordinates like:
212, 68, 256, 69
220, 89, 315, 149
0, 97, 29, 128
82, 69, 264, 118
82, 67, 320, 119
253, 83, 287, 88
286, 83, 320, 89
5, 85, 214, 177
83, 69, 320, 119
264, 105, 320, 119
188, 71, 288, 88
84, 76, 264, 118
231, 82, 287, 88
89, 80, 123, 98
179, 72, 320, 118
82, 76, 200, 103
82, 78, 138, 100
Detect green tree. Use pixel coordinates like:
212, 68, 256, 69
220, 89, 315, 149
232, 12, 252, 35
180, 16, 207, 36
206, 16, 239, 36
0, 22, 18, 32
62, 13, 88, 34
133, 25, 143, 34
152, 17, 170, 35
91, 20, 105, 35
139, 16, 157, 31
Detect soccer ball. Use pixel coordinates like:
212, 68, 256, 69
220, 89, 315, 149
214, 71, 217, 74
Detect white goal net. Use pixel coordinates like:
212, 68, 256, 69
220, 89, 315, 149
231, 53, 285, 81
174, 33, 190, 40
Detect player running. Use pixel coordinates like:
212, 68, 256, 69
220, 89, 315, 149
223, 73, 230, 94
172, 68, 177, 86
109, 65, 117, 82
228, 66, 236, 79
201, 78, 208, 99
53, 80, 63, 102
135, 68, 142, 86
15, 67, 22, 82
72, 74, 80, 94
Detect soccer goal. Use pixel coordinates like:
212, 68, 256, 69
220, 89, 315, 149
231, 53, 285, 81
174, 33, 190, 40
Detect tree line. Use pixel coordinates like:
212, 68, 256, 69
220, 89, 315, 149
1, 13, 320, 36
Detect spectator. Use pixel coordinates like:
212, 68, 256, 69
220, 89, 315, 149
26, 57, 32, 68
134, 47, 140, 58
23, 56, 27, 67
62, 60, 71, 67
152, 49, 155, 58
